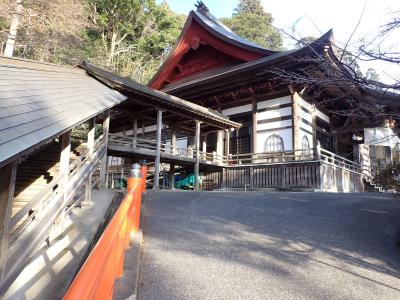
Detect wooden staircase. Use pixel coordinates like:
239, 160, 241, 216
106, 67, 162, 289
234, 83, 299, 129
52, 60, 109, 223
364, 178, 383, 193
12, 141, 88, 230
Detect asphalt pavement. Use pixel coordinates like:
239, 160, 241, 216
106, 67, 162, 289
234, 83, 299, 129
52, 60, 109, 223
138, 191, 400, 300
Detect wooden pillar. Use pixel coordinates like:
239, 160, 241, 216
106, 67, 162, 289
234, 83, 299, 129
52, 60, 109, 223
252, 99, 257, 153
187, 137, 194, 158
169, 164, 175, 190
100, 112, 110, 188
194, 121, 201, 191
291, 91, 301, 155
87, 118, 95, 159
311, 105, 318, 159
154, 110, 163, 190
202, 134, 207, 160
60, 131, 72, 185
55, 131, 71, 234
85, 118, 95, 205
132, 118, 138, 148
225, 129, 230, 157
216, 130, 224, 163
171, 129, 177, 155
0, 161, 17, 279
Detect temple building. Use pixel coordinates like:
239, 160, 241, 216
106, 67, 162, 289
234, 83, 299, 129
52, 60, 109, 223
144, 2, 399, 177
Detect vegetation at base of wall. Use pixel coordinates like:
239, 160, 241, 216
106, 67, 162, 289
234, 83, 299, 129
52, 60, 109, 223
373, 162, 400, 194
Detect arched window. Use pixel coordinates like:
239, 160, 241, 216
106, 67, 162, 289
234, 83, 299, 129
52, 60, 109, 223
302, 135, 310, 154
265, 134, 284, 152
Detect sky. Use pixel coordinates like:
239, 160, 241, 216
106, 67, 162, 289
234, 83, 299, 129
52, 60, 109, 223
156, 0, 400, 84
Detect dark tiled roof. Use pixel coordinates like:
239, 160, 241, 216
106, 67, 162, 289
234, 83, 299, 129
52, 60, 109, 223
0, 57, 126, 167
162, 30, 335, 93
192, 10, 276, 55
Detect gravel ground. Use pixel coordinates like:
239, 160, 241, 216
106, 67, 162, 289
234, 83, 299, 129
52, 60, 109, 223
138, 191, 400, 300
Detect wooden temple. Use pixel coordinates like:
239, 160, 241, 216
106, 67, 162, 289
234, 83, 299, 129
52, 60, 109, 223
141, 1, 400, 191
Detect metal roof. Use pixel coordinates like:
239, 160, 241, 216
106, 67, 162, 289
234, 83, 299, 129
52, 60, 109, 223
0, 57, 127, 167
79, 62, 241, 130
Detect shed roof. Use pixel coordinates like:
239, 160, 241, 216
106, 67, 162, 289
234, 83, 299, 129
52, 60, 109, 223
0, 56, 126, 167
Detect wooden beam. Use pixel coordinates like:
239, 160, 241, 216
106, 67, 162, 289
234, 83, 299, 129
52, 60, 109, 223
100, 112, 110, 187
154, 110, 163, 190
0, 161, 17, 279
252, 98, 257, 154
194, 121, 201, 191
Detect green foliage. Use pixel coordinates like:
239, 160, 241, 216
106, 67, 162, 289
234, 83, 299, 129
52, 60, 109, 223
365, 68, 380, 81
221, 0, 282, 50
295, 36, 317, 49
85, 0, 185, 83
373, 162, 400, 193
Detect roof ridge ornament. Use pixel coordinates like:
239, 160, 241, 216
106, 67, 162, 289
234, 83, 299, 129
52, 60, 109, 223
195, 1, 209, 14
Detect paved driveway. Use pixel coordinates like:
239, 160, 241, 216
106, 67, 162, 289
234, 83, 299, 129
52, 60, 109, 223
138, 192, 400, 300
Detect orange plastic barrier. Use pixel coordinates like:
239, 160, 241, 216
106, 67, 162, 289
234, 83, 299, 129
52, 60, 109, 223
64, 169, 146, 300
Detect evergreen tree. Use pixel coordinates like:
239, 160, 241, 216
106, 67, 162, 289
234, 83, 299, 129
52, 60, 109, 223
221, 0, 282, 50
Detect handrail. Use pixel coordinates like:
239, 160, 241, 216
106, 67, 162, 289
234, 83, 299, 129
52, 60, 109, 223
108, 135, 363, 174
0, 136, 107, 295
63, 167, 146, 299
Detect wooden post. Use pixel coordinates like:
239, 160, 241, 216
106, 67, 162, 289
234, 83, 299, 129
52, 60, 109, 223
291, 90, 301, 157
311, 104, 317, 156
216, 130, 224, 163
132, 118, 138, 149
194, 121, 201, 191
316, 141, 321, 160
0, 161, 17, 279
225, 129, 230, 157
100, 112, 110, 188
171, 129, 177, 155
154, 110, 163, 190
55, 130, 71, 235
252, 98, 257, 155
84, 118, 95, 206
169, 164, 175, 190
202, 134, 207, 160
87, 118, 95, 159
187, 137, 193, 158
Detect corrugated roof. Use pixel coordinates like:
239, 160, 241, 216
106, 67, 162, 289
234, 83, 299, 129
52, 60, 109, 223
0, 57, 127, 167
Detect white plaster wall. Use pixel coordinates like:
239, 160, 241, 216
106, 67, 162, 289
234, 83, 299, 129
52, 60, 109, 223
299, 109, 312, 123
257, 119, 292, 131
257, 107, 292, 120
299, 130, 313, 151
257, 96, 291, 109
300, 122, 313, 133
222, 103, 252, 116
257, 128, 293, 153
255, 95, 294, 153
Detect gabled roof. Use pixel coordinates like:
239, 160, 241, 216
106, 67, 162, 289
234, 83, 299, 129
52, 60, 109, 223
162, 29, 336, 94
149, 3, 278, 90
0, 56, 126, 168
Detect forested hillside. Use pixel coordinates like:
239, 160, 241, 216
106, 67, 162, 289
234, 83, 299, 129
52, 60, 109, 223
0, 0, 282, 83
